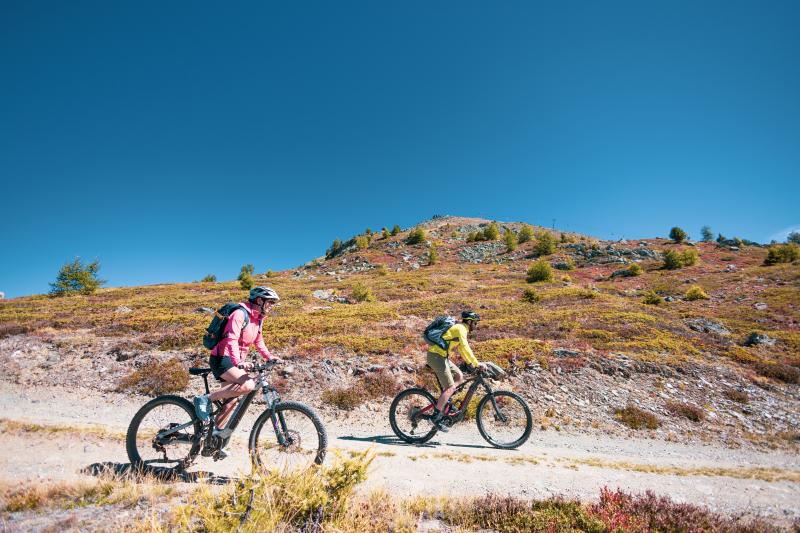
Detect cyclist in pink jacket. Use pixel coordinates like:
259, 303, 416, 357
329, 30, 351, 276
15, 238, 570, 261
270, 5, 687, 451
194, 286, 281, 433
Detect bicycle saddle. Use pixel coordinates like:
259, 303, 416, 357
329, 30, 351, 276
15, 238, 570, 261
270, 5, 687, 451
189, 367, 212, 376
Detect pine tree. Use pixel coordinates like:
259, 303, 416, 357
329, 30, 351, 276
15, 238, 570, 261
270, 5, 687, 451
49, 258, 105, 296
701, 226, 713, 242
504, 229, 518, 252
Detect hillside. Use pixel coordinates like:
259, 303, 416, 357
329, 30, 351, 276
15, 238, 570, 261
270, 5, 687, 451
1, 216, 798, 452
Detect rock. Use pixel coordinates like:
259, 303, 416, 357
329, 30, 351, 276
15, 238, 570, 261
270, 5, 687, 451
195, 306, 215, 314
685, 318, 731, 336
664, 296, 676, 302
115, 306, 133, 314
281, 365, 295, 377
744, 333, 776, 347
313, 289, 337, 302
753, 302, 768, 311
553, 262, 573, 271
553, 348, 580, 358
725, 264, 737, 272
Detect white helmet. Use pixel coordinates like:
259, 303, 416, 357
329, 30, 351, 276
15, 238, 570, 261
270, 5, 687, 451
249, 286, 280, 302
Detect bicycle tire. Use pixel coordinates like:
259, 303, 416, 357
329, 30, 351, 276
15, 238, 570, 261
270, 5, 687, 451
126, 395, 202, 469
475, 391, 532, 449
389, 387, 438, 444
248, 401, 327, 469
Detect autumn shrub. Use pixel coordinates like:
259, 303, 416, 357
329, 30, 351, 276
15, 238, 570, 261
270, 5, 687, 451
117, 358, 189, 395
534, 231, 556, 256
643, 291, 662, 305
355, 235, 369, 250
724, 389, 749, 404
518, 225, 534, 244
753, 362, 800, 384
764, 243, 800, 265
351, 282, 376, 303
504, 229, 518, 252
521, 288, 541, 303
526, 260, 553, 283
662, 250, 683, 270
684, 285, 709, 301
626, 263, 643, 276
681, 248, 699, 266
665, 401, 705, 422
614, 405, 660, 429
406, 228, 426, 245
669, 226, 688, 243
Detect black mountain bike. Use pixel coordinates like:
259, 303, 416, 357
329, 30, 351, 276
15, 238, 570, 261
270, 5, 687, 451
126, 360, 327, 471
389, 362, 532, 449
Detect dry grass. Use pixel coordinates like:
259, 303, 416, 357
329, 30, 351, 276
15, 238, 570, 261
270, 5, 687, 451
321, 371, 402, 410
0, 417, 125, 440
116, 358, 189, 395
665, 401, 705, 422
614, 405, 660, 430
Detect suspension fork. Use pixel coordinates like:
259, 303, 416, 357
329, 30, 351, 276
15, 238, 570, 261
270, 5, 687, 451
268, 403, 292, 446
484, 381, 508, 423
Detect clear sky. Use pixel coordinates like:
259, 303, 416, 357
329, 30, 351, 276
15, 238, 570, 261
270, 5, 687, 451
1, 1, 798, 298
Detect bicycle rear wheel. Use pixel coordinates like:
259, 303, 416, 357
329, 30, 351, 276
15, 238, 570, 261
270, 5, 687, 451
475, 391, 532, 449
389, 387, 438, 444
249, 401, 327, 471
126, 395, 201, 469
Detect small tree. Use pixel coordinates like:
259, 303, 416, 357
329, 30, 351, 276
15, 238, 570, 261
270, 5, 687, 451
764, 243, 800, 265
526, 260, 553, 283
669, 227, 688, 243
701, 226, 713, 242
518, 225, 534, 244
241, 264, 254, 276
238, 264, 255, 290
504, 229, 518, 252
201, 274, 217, 283
534, 231, 556, 256
482, 223, 500, 241
351, 282, 376, 302
381, 227, 390, 239
327, 239, 343, 259
428, 245, 438, 266
391, 225, 401, 236
365, 228, 372, 236
49, 258, 105, 296
406, 228, 426, 245
716, 233, 726, 243
355, 236, 369, 250
788, 231, 800, 245
265, 270, 275, 278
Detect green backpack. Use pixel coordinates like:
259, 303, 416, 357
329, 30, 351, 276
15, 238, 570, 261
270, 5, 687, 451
202, 303, 250, 350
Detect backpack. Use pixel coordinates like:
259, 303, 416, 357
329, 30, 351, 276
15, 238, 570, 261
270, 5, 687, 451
423, 315, 457, 352
202, 303, 250, 350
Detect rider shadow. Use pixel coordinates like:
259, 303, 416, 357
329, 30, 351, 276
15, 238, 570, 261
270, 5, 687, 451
337, 434, 438, 448
82, 462, 236, 485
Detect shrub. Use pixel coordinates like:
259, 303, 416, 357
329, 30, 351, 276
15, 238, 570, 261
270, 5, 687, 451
521, 288, 541, 303
49, 258, 105, 296
381, 227, 390, 239
321, 387, 362, 410
662, 250, 683, 270
764, 243, 800, 265
665, 401, 705, 422
239, 271, 254, 290
669, 227, 688, 243
117, 358, 189, 395
701, 226, 713, 242
483, 223, 500, 241
265, 269, 275, 278
327, 239, 343, 258
504, 229, 518, 252
627, 263, 643, 276
615, 405, 660, 429
375, 264, 389, 276
789, 231, 800, 245
553, 258, 575, 271
321, 372, 400, 410
200, 274, 217, 283
390, 224, 401, 236
643, 291, 662, 305
724, 389, 749, 404
526, 260, 553, 283
518, 225, 534, 244
754, 362, 800, 384
716, 233, 726, 243
427, 245, 438, 266
681, 249, 699, 266
684, 285, 709, 301
351, 282, 375, 303
534, 231, 556, 256
355, 235, 369, 250
406, 228, 426, 245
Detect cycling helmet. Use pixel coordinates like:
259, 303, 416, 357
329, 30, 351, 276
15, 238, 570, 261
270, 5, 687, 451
249, 286, 280, 302
461, 311, 480, 322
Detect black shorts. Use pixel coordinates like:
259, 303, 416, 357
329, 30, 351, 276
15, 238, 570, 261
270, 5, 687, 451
209, 355, 235, 381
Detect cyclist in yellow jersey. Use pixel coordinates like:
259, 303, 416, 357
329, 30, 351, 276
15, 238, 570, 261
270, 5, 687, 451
427, 311, 487, 432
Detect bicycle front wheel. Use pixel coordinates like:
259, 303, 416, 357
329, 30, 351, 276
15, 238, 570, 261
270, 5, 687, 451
475, 391, 532, 449
249, 401, 327, 471
126, 395, 201, 470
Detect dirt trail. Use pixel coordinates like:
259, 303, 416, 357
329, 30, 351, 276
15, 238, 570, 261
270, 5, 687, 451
0, 380, 798, 524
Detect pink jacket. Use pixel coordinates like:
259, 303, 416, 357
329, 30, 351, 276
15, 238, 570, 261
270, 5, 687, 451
211, 301, 273, 365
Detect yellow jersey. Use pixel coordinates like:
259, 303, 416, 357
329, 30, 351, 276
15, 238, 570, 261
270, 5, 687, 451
427, 323, 479, 367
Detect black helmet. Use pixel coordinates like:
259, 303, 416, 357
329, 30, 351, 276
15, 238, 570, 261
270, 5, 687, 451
461, 311, 480, 322
249, 286, 280, 302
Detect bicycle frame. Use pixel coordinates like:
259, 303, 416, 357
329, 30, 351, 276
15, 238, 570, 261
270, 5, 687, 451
421, 372, 496, 426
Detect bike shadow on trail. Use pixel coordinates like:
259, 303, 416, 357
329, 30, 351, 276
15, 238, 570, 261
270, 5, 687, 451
337, 434, 439, 448
82, 462, 236, 485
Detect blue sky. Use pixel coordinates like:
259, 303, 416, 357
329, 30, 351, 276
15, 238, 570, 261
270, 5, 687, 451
1, 1, 798, 298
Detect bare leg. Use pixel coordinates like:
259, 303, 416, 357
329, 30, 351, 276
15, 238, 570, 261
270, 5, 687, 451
435, 364, 464, 412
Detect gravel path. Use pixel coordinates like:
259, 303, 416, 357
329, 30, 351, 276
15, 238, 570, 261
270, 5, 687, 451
0, 380, 798, 524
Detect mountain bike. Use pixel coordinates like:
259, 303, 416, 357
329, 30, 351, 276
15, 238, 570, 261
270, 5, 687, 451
126, 360, 327, 471
389, 361, 532, 449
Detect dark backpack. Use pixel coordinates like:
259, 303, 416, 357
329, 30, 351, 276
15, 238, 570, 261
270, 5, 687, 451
202, 303, 250, 350
423, 315, 456, 351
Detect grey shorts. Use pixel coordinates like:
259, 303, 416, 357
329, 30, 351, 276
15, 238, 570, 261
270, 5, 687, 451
426, 352, 463, 390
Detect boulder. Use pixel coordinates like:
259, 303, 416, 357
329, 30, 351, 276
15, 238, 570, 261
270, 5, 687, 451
685, 318, 730, 336
195, 306, 215, 314
553, 348, 581, 358
744, 333, 776, 347
754, 302, 768, 311
115, 306, 133, 314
